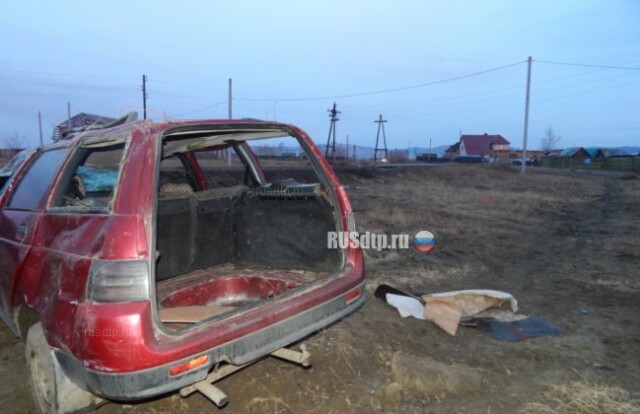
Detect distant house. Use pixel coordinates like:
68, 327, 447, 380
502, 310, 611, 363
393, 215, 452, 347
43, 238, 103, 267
558, 147, 591, 159
459, 134, 510, 156
508, 149, 545, 162
52, 113, 116, 141
544, 149, 563, 157
449, 133, 510, 163
602, 148, 632, 158
0, 148, 22, 160
416, 153, 438, 162
444, 142, 460, 159
584, 147, 605, 159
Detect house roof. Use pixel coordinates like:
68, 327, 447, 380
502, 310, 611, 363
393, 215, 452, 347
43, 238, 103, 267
558, 147, 588, 157
57, 112, 116, 129
602, 148, 630, 158
460, 134, 510, 155
445, 142, 460, 153
584, 147, 603, 158
52, 112, 137, 142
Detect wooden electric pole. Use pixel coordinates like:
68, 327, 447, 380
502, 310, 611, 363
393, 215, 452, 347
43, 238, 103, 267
142, 74, 148, 120
37, 111, 43, 146
227, 78, 233, 165
521, 56, 532, 174
325, 102, 340, 160
346, 134, 349, 160
228, 78, 233, 119
373, 114, 388, 164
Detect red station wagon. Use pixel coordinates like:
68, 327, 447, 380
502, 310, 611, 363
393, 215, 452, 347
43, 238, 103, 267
0, 118, 365, 413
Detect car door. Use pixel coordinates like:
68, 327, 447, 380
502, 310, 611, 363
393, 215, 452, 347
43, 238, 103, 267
0, 148, 68, 332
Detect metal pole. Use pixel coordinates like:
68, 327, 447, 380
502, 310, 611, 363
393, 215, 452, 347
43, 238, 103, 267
228, 78, 232, 119
346, 134, 349, 160
142, 75, 147, 120
37, 111, 43, 146
521, 56, 532, 174
227, 79, 233, 165
428, 137, 432, 162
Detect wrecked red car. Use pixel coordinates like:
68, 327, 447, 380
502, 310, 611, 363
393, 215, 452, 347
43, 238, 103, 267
0, 118, 365, 412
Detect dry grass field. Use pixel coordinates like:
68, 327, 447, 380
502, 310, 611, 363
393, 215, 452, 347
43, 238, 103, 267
1, 164, 638, 413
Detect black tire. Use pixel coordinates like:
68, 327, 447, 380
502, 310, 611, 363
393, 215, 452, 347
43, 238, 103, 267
25, 323, 103, 414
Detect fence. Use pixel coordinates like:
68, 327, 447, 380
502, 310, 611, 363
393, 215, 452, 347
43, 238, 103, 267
543, 157, 640, 174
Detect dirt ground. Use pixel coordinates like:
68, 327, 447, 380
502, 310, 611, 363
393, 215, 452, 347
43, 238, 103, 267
1, 164, 639, 413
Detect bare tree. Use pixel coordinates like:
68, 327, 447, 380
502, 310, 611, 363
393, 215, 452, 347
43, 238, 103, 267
2, 131, 25, 150
540, 125, 561, 152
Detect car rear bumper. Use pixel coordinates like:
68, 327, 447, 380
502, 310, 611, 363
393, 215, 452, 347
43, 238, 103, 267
55, 282, 365, 400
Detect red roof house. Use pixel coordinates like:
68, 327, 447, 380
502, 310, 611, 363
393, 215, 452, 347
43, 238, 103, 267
459, 134, 510, 156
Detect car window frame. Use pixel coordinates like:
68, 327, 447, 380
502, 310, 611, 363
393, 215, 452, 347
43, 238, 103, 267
4, 147, 70, 211
0, 148, 38, 205
46, 139, 130, 215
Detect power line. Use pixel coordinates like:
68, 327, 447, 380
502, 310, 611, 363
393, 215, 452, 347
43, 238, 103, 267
534, 60, 640, 71
532, 79, 640, 104
236, 61, 526, 102
0, 68, 138, 81
171, 100, 227, 118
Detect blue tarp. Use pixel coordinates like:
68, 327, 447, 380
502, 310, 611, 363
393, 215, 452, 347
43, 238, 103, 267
475, 316, 562, 341
77, 165, 118, 192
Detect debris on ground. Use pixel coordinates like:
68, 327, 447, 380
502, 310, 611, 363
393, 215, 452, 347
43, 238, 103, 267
470, 315, 562, 341
423, 289, 518, 335
376, 285, 562, 339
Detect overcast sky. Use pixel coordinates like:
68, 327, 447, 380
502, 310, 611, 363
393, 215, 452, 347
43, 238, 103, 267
1, 0, 639, 150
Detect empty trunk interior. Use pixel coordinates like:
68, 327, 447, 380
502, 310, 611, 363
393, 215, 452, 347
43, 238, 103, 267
154, 183, 341, 328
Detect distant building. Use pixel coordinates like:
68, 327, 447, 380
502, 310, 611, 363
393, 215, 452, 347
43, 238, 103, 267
601, 148, 633, 158
508, 150, 545, 162
544, 149, 563, 157
416, 153, 438, 162
444, 142, 460, 159
0, 148, 22, 160
584, 147, 605, 159
558, 147, 591, 159
52, 113, 116, 142
459, 133, 510, 157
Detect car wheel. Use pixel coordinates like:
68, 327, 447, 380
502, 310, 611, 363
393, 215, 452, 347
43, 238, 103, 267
26, 322, 103, 414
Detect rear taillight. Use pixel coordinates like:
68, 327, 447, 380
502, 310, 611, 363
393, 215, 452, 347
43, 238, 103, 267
169, 355, 209, 376
345, 288, 362, 304
87, 260, 150, 303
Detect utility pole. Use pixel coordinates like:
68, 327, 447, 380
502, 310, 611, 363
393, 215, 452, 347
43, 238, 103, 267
373, 114, 388, 164
346, 134, 349, 160
428, 137, 432, 163
142, 75, 148, 120
521, 56, 532, 174
67, 102, 71, 131
227, 78, 233, 166
37, 111, 43, 146
325, 102, 340, 160
228, 78, 233, 119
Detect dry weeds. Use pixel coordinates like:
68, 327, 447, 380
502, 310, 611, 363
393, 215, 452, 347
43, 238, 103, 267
520, 381, 640, 414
